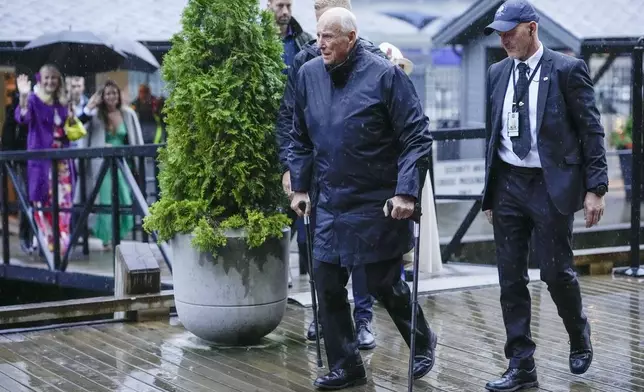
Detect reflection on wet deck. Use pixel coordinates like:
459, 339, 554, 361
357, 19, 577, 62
0, 275, 643, 391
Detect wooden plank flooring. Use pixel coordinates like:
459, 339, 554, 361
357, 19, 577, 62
0, 275, 643, 391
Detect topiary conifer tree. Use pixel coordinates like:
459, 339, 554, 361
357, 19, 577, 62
143, 0, 291, 254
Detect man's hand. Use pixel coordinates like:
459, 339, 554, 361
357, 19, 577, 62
384, 195, 415, 220
484, 210, 493, 225
290, 192, 311, 217
584, 192, 605, 228
282, 170, 292, 198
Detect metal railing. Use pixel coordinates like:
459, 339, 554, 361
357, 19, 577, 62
426, 126, 486, 262
0, 145, 171, 274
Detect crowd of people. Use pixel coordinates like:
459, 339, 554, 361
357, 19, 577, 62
1, 70, 165, 256
0, 0, 610, 390
270, 0, 606, 390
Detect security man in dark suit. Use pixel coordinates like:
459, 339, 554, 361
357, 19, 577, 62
481, 1, 607, 391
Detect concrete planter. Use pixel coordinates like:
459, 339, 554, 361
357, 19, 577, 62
171, 227, 290, 345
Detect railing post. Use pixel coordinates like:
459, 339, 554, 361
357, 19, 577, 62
616, 36, 644, 277
51, 159, 61, 270
79, 158, 90, 255
138, 155, 149, 243
630, 38, 644, 273
154, 155, 160, 199
1, 162, 10, 265
111, 157, 121, 277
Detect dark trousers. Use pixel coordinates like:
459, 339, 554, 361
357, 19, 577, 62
294, 208, 374, 323
314, 257, 431, 371
492, 162, 588, 370
350, 265, 374, 323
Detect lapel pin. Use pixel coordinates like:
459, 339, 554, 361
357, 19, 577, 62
543, 76, 549, 81
519, 101, 524, 107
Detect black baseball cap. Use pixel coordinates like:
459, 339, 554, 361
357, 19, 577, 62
484, 0, 540, 36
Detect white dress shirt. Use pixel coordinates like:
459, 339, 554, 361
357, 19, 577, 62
498, 42, 544, 168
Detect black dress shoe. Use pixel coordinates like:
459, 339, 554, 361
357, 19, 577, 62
356, 320, 376, 350
412, 330, 438, 379
569, 325, 593, 375
314, 366, 367, 390
307, 320, 323, 341
485, 367, 538, 392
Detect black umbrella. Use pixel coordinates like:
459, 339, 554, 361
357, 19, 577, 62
21, 30, 128, 76
98, 34, 160, 73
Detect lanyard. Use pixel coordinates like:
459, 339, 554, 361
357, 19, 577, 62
512, 57, 543, 111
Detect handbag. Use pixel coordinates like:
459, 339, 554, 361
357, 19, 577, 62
64, 116, 87, 141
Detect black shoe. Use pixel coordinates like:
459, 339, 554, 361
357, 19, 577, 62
356, 320, 376, 350
485, 367, 538, 392
307, 320, 323, 341
314, 366, 367, 390
412, 329, 438, 379
569, 325, 593, 375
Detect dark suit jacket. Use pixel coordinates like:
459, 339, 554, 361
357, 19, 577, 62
482, 46, 608, 215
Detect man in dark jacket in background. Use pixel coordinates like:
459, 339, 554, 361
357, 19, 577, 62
275, 0, 386, 350
269, 0, 315, 288
268, 0, 315, 73
289, 7, 437, 390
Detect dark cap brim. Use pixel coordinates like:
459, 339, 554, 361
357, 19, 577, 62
484, 20, 519, 35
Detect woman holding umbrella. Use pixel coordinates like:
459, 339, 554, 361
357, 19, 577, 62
15, 64, 80, 256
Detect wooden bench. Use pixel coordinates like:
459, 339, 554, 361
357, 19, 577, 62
573, 244, 644, 275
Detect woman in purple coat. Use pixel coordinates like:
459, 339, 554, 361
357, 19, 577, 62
15, 64, 76, 256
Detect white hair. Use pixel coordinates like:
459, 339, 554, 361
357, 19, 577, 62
314, 0, 352, 11
319, 7, 358, 35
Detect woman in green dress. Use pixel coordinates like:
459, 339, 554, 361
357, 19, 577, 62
82, 80, 144, 249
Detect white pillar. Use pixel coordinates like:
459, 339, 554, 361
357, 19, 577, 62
419, 172, 442, 274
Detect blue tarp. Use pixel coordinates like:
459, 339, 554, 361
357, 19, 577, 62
396, 47, 461, 67
431, 46, 462, 66
377, 11, 462, 67
381, 11, 438, 30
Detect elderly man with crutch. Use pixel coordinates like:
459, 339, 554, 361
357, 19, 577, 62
288, 7, 437, 390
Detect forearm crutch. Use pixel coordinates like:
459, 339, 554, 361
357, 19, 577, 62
298, 201, 324, 368
385, 197, 422, 392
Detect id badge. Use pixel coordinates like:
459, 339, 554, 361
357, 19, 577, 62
507, 112, 519, 137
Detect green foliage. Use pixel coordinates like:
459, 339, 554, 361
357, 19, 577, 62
610, 117, 633, 150
143, 0, 290, 255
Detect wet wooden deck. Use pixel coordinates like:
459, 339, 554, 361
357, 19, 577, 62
0, 275, 643, 391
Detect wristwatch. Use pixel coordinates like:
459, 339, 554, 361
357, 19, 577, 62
590, 184, 608, 197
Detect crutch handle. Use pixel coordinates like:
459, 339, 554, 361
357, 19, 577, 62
297, 200, 311, 223
385, 199, 422, 223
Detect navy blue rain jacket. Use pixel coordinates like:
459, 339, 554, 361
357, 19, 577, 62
287, 41, 433, 266
276, 38, 386, 172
